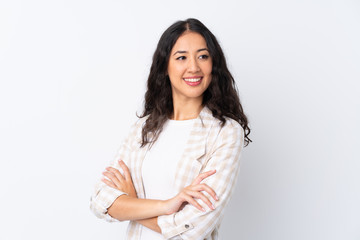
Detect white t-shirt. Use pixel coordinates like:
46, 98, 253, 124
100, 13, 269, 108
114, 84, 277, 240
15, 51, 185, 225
140, 119, 195, 240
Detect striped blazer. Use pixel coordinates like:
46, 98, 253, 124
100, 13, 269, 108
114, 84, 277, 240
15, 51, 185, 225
90, 106, 244, 240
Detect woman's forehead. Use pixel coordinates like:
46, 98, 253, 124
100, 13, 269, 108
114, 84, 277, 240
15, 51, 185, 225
171, 32, 208, 54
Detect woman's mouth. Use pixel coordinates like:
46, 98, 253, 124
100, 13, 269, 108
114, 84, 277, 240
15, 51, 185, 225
183, 77, 202, 86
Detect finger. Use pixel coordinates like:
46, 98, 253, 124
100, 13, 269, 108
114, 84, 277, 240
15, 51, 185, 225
102, 171, 121, 188
185, 190, 215, 210
106, 167, 125, 182
118, 160, 131, 180
192, 170, 216, 185
101, 177, 117, 189
183, 194, 205, 212
193, 183, 218, 201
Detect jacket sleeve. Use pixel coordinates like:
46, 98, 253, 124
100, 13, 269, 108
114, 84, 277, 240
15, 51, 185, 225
89, 120, 139, 222
157, 120, 244, 239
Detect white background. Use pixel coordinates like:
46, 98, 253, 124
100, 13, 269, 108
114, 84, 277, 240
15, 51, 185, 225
1, 0, 359, 239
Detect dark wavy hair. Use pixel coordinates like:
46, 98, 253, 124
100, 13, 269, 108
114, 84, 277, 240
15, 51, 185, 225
138, 18, 251, 147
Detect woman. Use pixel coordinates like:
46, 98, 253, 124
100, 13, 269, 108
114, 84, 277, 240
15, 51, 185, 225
90, 18, 251, 240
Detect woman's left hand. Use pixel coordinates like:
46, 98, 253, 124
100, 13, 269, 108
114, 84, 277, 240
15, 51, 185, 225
102, 160, 137, 198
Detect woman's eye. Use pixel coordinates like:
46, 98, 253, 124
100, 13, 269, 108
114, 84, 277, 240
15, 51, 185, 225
176, 56, 186, 60
199, 55, 209, 60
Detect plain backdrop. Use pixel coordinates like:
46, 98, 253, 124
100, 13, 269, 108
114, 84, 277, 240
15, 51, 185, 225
0, 0, 359, 239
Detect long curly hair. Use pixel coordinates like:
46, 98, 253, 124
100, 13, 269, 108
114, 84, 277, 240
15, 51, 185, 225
138, 18, 251, 147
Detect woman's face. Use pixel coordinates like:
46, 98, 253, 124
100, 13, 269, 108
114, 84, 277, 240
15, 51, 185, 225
167, 31, 212, 104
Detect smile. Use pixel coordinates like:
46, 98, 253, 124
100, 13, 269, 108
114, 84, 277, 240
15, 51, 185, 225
184, 78, 201, 82
183, 77, 202, 86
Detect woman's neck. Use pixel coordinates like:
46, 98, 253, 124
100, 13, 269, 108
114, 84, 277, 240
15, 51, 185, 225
170, 100, 203, 121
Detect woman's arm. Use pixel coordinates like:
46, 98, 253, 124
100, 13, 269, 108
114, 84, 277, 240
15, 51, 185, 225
136, 217, 161, 233
107, 195, 166, 221
132, 166, 220, 233
102, 160, 218, 222
102, 160, 166, 221
90, 121, 139, 222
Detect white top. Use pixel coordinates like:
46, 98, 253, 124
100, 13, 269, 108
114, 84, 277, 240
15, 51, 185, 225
140, 119, 195, 240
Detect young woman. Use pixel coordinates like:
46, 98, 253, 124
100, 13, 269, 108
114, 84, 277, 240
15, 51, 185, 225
90, 18, 251, 240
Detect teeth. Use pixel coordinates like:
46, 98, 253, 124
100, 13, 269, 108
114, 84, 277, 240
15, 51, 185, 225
184, 78, 201, 82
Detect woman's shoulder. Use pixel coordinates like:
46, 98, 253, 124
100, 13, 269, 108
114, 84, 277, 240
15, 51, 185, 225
199, 109, 245, 156
214, 117, 244, 144
201, 106, 244, 134
203, 110, 245, 150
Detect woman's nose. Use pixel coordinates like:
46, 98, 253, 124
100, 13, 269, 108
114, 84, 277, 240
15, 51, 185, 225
187, 58, 200, 73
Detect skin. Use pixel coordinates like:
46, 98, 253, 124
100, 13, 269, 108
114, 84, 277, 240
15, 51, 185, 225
102, 31, 217, 234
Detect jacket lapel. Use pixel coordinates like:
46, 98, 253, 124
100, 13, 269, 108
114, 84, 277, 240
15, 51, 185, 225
174, 106, 215, 189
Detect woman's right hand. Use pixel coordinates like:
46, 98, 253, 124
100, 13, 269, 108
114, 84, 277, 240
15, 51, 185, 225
163, 170, 219, 215
102, 160, 137, 198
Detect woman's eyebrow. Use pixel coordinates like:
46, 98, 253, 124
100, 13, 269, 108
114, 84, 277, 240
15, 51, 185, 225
197, 48, 209, 52
173, 48, 209, 56
173, 50, 187, 55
